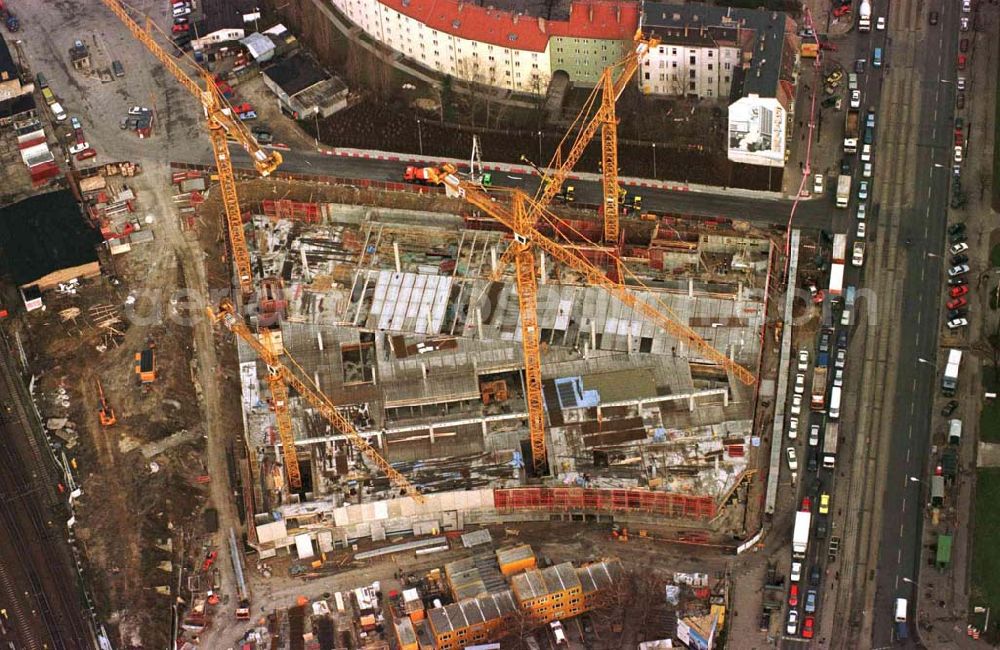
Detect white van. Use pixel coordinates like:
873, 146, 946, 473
829, 386, 842, 419
894, 597, 907, 622
50, 101, 67, 122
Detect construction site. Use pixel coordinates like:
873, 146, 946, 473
0, 3, 784, 648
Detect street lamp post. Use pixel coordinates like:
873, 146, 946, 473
416, 120, 424, 155
652, 143, 657, 178
537, 131, 542, 161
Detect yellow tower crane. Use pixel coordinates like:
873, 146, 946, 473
99, 0, 282, 297
207, 299, 424, 502
433, 167, 755, 475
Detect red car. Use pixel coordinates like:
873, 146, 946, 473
947, 296, 968, 310
958, 54, 967, 70
75, 147, 97, 161
950, 284, 970, 298
802, 616, 815, 639
832, 4, 851, 17
801, 497, 812, 512
955, 130, 964, 146
789, 584, 799, 607
172, 23, 190, 33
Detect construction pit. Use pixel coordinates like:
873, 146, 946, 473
190, 174, 777, 561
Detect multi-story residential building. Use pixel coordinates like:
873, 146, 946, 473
638, 2, 797, 105
330, 0, 638, 93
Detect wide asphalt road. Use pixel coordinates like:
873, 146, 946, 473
868, 0, 959, 646
226, 146, 835, 229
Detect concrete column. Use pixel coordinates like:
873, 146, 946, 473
539, 252, 547, 285
490, 245, 498, 273
314, 371, 321, 391
393, 242, 401, 273
476, 308, 484, 340
317, 331, 324, 351
724, 389, 729, 408
429, 425, 435, 444
590, 320, 597, 349
689, 395, 695, 411
688, 277, 694, 297
421, 362, 428, 379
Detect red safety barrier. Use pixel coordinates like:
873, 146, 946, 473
493, 487, 716, 520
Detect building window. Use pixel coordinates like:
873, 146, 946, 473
724, 62, 731, 70
724, 75, 730, 83
672, 61, 677, 68
708, 63, 713, 70
659, 74, 665, 80
707, 88, 713, 96
672, 48, 677, 55
689, 69, 696, 79
689, 81, 696, 90
689, 55, 696, 64
644, 72, 650, 79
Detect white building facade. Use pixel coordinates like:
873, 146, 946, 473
332, 0, 553, 92
639, 40, 741, 100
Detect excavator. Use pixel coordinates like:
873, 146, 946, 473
97, 380, 116, 427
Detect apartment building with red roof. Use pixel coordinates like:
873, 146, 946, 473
332, 0, 640, 92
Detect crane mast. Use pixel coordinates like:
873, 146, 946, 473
99, 0, 283, 296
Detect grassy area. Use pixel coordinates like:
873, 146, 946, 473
993, 49, 1000, 211
971, 468, 1000, 640
980, 401, 1000, 443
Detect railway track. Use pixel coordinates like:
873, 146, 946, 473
0, 341, 94, 649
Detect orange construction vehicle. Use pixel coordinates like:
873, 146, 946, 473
96, 380, 116, 426
135, 347, 156, 384
403, 166, 442, 185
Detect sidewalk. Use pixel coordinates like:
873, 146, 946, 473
914, 0, 999, 646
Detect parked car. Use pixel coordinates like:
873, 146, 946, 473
809, 424, 820, 447
960, 16, 970, 31
941, 400, 959, 417
862, 162, 873, 178
952, 254, 969, 266
958, 55, 967, 71
835, 348, 847, 369
948, 308, 968, 321
949, 222, 967, 235
946, 297, 968, 310
809, 565, 821, 586
788, 417, 799, 439
833, 368, 844, 387
70, 116, 82, 130
795, 373, 806, 395
798, 349, 810, 371
948, 264, 970, 277
951, 242, 969, 255
947, 317, 969, 330
857, 221, 866, 238
35, 72, 48, 88
866, 109, 876, 129
68, 141, 89, 155
960, 38, 969, 53
950, 284, 970, 298
787, 447, 799, 471
861, 143, 872, 162
802, 616, 816, 639
819, 493, 830, 515
857, 203, 867, 220
814, 174, 824, 194
112, 60, 125, 77
949, 277, 969, 287
876, 16, 886, 30
791, 394, 803, 416
791, 561, 802, 582
850, 89, 861, 108
75, 147, 97, 161
962, 0, 971, 12
789, 584, 800, 607
805, 590, 818, 614
787, 609, 800, 635
957, 76, 967, 91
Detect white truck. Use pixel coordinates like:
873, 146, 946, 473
829, 263, 845, 295
942, 349, 962, 396
858, 0, 872, 31
793, 510, 812, 559
822, 422, 839, 468
836, 174, 851, 208
832, 233, 848, 263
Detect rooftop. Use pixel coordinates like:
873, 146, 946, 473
0, 190, 101, 287
510, 562, 581, 600
263, 53, 328, 96
427, 590, 518, 634
380, 0, 639, 53
0, 36, 17, 82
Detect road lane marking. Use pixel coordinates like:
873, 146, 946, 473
907, 447, 911, 462
902, 498, 906, 514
